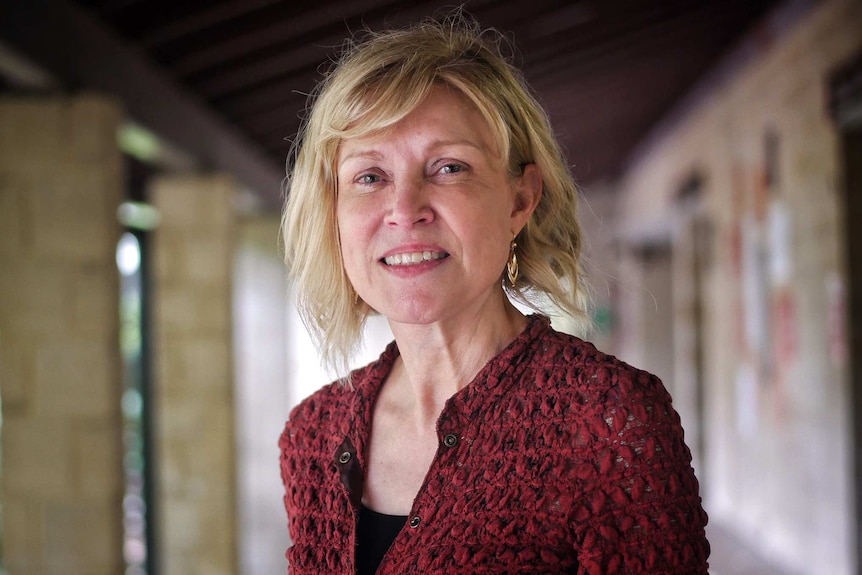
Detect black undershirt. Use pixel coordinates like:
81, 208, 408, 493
356, 504, 408, 575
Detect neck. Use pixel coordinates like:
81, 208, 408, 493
386, 295, 528, 427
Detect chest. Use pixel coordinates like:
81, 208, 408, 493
286, 398, 589, 574
362, 412, 440, 515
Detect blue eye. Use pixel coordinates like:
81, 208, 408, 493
357, 173, 381, 184
440, 164, 463, 174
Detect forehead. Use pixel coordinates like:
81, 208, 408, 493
336, 86, 502, 161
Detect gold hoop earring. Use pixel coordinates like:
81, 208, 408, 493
506, 239, 519, 287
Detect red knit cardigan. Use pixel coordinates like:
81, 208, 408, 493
280, 315, 709, 574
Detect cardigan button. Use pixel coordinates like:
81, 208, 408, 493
443, 434, 459, 448
338, 451, 351, 464
409, 516, 421, 528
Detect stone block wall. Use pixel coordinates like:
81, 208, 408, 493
607, 0, 862, 572
0, 94, 125, 575
150, 174, 238, 575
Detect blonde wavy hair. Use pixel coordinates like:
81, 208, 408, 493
282, 12, 589, 376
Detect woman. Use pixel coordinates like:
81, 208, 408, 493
280, 13, 709, 575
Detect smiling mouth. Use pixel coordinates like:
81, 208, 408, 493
382, 251, 448, 266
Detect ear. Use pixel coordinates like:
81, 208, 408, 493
510, 163, 543, 233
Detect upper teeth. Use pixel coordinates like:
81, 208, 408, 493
384, 251, 445, 266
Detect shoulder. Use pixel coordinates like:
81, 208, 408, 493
279, 372, 357, 446
277, 380, 349, 470
282, 379, 346, 435
279, 342, 397, 451
533, 322, 668, 396
526, 321, 676, 428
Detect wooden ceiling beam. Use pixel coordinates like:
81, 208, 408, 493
140, 0, 284, 48
187, 0, 510, 99
170, 0, 394, 77
0, 0, 285, 208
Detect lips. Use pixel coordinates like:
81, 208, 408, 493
382, 250, 448, 266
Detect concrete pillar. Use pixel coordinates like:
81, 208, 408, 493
0, 94, 125, 575
150, 174, 238, 575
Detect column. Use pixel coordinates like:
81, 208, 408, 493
150, 174, 238, 575
0, 94, 125, 575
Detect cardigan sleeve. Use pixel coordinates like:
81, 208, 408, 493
575, 367, 710, 575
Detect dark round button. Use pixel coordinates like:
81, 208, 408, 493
409, 516, 421, 528
338, 451, 351, 464
443, 434, 459, 447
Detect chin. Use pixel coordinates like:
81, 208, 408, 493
383, 309, 443, 326
375, 299, 448, 326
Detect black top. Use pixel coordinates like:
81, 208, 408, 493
356, 504, 408, 575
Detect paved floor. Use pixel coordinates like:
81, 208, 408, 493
707, 522, 797, 575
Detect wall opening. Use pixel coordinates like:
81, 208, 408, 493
117, 230, 151, 575
117, 156, 160, 575
674, 173, 710, 483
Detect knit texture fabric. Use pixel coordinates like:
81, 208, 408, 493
280, 315, 709, 574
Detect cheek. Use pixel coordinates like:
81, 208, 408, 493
465, 203, 515, 247
335, 205, 354, 265
337, 206, 367, 245
336, 204, 372, 274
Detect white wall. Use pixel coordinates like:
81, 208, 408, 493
233, 215, 392, 575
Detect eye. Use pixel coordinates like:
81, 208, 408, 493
356, 173, 382, 185
440, 164, 463, 174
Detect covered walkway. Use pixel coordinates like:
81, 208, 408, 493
1, 1, 861, 574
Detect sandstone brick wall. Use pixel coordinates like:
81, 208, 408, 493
0, 94, 125, 575
608, 0, 862, 572
150, 174, 238, 575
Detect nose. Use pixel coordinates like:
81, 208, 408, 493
384, 178, 434, 227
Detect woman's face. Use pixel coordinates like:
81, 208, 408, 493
335, 85, 540, 327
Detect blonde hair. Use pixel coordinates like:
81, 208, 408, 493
282, 12, 589, 376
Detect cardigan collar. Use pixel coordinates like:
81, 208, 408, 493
339, 314, 551, 481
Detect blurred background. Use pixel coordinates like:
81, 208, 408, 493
0, 0, 861, 574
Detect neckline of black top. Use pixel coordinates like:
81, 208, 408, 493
356, 504, 408, 575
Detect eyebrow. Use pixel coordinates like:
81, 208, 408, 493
338, 139, 486, 166
338, 150, 384, 165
